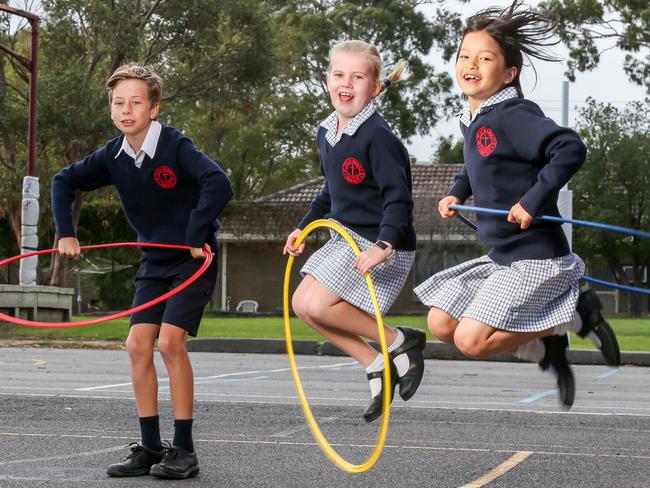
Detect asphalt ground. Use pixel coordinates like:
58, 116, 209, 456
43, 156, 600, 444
0, 348, 649, 487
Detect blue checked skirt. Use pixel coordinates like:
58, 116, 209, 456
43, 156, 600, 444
414, 253, 585, 332
301, 221, 415, 316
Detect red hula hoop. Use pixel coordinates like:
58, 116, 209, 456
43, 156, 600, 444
0, 242, 213, 328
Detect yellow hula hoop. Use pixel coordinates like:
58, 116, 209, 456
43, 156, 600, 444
283, 219, 391, 473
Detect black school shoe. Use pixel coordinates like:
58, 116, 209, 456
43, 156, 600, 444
106, 442, 164, 477
576, 287, 621, 367
363, 362, 397, 423
150, 445, 199, 479
389, 327, 427, 401
539, 335, 575, 409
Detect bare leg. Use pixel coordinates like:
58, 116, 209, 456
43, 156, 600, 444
292, 275, 397, 367
454, 318, 553, 358
125, 323, 160, 416
157, 324, 193, 419
427, 307, 458, 343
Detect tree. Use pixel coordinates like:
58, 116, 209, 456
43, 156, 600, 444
540, 0, 650, 92
572, 98, 650, 315
431, 135, 464, 164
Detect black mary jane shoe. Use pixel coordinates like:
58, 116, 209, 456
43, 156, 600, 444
389, 327, 427, 401
363, 363, 397, 423
106, 442, 165, 477
150, 445, 199, 479
576, 287, 621, 367
539, 335, 575, 410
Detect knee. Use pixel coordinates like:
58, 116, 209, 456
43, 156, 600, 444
454, 330, 487, 358
291, 292, 309, 322
427, 309, 457, 343
157, 337, 187, 361
126, 334, 154, 363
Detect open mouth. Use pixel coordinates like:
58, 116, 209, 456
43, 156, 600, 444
338, 91, 354, 103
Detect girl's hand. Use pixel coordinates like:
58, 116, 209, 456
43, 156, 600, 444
58, 236, 81, 259
354, 245, 388, 275
438, 195, 461, 219
508, 202, 533, 229
191, 244, 210, 259
283, 228, 305, 256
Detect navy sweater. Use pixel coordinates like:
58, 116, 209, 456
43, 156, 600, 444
52, 125, 233, 261
449, 98, 587, 265
298, 112, 416, 250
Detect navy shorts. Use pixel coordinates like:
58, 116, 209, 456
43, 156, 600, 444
130, 252, 218, 336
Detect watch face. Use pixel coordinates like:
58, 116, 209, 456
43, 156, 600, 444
375, 241, 388, 251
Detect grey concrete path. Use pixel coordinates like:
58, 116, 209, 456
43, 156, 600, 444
0, 348, 648, 487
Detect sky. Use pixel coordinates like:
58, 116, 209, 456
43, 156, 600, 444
409, 0, 649, 162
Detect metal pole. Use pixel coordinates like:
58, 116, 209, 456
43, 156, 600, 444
27, 17, 38, 177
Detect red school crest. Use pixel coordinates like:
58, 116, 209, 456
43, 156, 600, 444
476, 127, 497, 157
153, 165, 177, 189
341, 157, 366, 185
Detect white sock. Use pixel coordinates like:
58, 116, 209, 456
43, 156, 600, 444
387, 328, 409, 377
365, 354, 385, 399
513, 339, 545, 363
553, 313, 582, 336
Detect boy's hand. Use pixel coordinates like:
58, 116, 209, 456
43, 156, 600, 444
438, 195, 461, 219
191, 244, 210, 259
353, 245, 388, 275
283, 229, 305, 256
58, 237, 81, 259
508, 202, 533, 229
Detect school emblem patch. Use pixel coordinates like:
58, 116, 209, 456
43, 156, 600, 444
153, 165, 177, 189
341, 157, 365, 185
476, 127, 497, 157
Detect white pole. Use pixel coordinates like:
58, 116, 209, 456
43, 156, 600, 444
220, 242, 228, 311
558, 80, 573, 248
19, 176, 39, 285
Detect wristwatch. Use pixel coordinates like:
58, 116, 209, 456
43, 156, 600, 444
374, 240, 394, 258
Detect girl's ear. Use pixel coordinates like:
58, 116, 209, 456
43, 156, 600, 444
373, 79, 383, 98
505, 66, 518, 84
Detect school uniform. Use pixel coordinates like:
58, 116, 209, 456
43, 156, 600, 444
52, 121, 233, 335
299, 102, 416, 315
414, 87, 587, 332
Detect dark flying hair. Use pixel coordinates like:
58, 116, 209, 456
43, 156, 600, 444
459, 0, 562, 97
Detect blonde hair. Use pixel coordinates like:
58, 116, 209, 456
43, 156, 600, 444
329, 40, 407, 93
106, 64, 163, 105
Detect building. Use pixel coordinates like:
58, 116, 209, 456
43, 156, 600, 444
215, 163, 481, 314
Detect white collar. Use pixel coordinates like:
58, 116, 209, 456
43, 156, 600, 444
319, 101, 377, 146
115, 120, 162, 161
459, 87, 519, 127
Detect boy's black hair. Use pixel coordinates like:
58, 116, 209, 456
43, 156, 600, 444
459, 0, 561, 97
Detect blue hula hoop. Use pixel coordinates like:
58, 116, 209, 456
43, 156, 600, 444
450, 204, 650, 295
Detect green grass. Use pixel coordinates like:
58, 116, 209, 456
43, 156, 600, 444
1, 315, 649, 351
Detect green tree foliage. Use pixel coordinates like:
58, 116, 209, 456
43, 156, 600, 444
572, 98, 650, 315
540, 0, 650, 92
431, 135, 464, 164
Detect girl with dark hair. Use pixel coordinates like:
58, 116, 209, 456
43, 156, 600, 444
414, 1, 619, 409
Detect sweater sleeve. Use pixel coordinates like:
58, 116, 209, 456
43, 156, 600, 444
367, 126, 413, 246
298, 179, 331, 229
177, 137, 234, 248
499, 101, 587, 216
448, 165, 473, 202
51, 146, 114, 238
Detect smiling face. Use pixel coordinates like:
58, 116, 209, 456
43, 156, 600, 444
327, 51, 382, 129
110, 78, 159, 150
456, 30, 518, 113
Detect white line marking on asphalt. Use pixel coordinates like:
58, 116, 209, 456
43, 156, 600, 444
0, 443, 125, 466
457, 451, 534, 488
75, 360, 357, 391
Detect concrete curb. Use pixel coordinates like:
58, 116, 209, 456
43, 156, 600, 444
187, 338, 650, 367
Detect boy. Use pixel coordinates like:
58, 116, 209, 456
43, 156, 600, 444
52, 64, 233, 479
